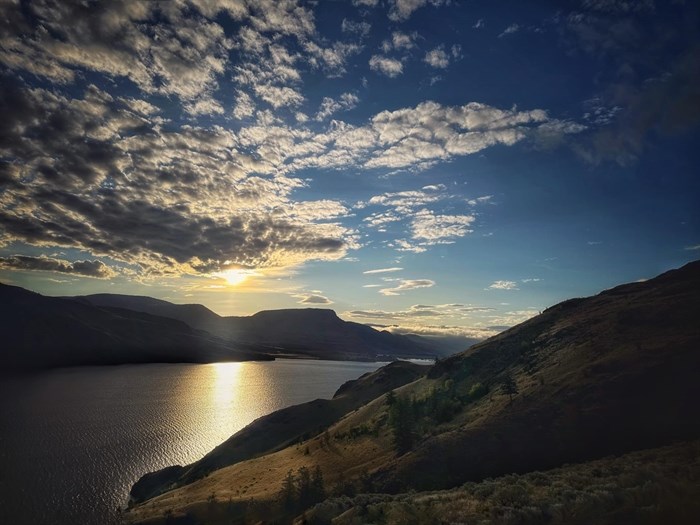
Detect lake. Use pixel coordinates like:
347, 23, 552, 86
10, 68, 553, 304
0, 359, 386, 525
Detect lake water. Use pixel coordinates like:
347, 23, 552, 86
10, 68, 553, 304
0, 359, 386, 525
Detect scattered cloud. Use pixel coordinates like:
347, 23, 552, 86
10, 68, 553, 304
388, 0, 447, 22
410, 209, 475, 244
379, 278, 435, 295
499, 24, 520, 38
685, 244, 700, 251
424, 47, 450, 68
473, 18, 485, 29
369, 55, 404, 77
315, 93, 360, 121
467, 195, 493, 206
488, 280, 519, 290
341, 19, 371, 38
363, 267, 404, 274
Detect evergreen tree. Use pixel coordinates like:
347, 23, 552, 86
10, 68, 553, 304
501, 374, 519, 404
311, 465, 325, 501
388, 395, 415, 454
281, 469, 296, 511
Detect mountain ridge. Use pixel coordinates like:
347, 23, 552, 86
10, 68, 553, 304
77, 294, 444, 361
0, 282, 271, 372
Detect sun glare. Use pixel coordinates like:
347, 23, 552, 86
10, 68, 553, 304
215, 269, 257, 286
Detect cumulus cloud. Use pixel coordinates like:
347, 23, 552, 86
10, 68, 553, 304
388, 0, 447, 22
0, 255, 115, 278
0, 72, 582, 278
379, 278, 435, 296
0, 81, 354, 276
315, 93, 360, 121
424, 47, 450, 68
0, 1, 234, 113
488, 280, 519, 290
410, 209, 475, 244
369, 55, 404, 77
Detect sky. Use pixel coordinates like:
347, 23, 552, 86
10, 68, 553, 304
1, 0, 699, 342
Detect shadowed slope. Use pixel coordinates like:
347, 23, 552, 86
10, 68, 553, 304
0, 283, 270, 372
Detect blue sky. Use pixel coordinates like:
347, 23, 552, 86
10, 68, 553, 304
1, 0, 699, 341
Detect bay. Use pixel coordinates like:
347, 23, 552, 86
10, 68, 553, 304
0, 359, 385, 525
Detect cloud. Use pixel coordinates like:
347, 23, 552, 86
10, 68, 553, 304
0, 1, 234, 112
0, 76, 582, 278
685, 244, 700, 251
315, 93, 360, 121
341, 19, 371, 38
0, 81, 355, 276
369, 55, 404, 77
473, 19, 485, 29
379, 278, 435, 296
295, 293, 333, 305
488, 280, 519, 290
564, 3, 700, 165
467, 195, 493, 206
382, 31, 416, 52
0, 255, 115, 278
424, 47, 450, 68
346, 303, 492, 320
253, 84, 304, 109
391, 239, 428, 253
388, 0, 446, 22
378, 323, 499, 340
363, 267, 404, 274
410, 209, 475, 244
499, 24, 521, 38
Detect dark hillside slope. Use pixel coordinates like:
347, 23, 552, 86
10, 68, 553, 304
373, 260, 700, 491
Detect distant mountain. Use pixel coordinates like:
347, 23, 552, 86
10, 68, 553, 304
126, 260, 700, 525
0, 283, 270, 372
78, 295, 442, 360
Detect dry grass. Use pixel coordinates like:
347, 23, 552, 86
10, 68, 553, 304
304, 440, 700, 525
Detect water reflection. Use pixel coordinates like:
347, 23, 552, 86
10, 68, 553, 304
211, 362, 242, 406
0, 359, 386, 525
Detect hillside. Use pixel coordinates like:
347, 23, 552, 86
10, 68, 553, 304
129, 361, 428, 505
79, 295, 442, 360
0, 283, 270, 372
125, 260, 700, 524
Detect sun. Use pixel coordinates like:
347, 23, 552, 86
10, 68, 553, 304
215, 269, 257, 286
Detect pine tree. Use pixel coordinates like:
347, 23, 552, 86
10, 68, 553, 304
501, 374, 519, 404
281, 469, 296, 511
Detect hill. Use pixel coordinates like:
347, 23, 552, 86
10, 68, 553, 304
0, 283, 270, 372
78, 295, 441, 360
125, 260, 700, 524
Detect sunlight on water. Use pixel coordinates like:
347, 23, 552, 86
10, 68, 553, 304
0, 359, 385, 525
211, 362, 242, 406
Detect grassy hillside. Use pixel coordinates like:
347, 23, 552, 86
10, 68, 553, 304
125, 261, 700, 524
